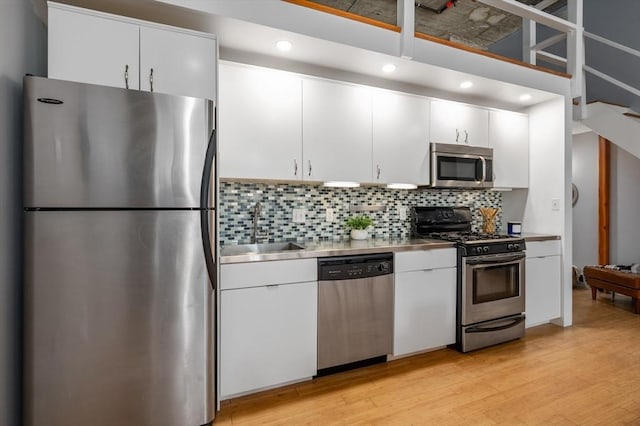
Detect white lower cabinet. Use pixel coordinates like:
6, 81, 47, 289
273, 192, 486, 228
393, 249, 457, 356
220, 259, 317, 399
525, 241, 562, 327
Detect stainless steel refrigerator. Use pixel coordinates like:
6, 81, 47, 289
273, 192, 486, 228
23, 76, 216, 426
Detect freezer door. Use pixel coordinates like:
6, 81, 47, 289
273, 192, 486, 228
24, 76, 215, 208
24, 211, 215, 426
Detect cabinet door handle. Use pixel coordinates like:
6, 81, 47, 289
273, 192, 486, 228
376, 164, 381, 180
149, 68, 154, 92
465, 130, 469, 144
308, 160, 312, 177
124, 64, 129, 89
456, 128, 459, 143
294, 159, 298, 176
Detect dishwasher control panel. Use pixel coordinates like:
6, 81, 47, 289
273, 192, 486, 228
318, 253, 393, 280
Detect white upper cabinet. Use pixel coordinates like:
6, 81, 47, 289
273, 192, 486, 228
430, 100, 489, 147
219, 63, 302, 180
48, 3, 216, 100
302, 78, 372, 183
139, 26, 216, 100
48, 6, 140, 90
489, 110, 529, 188
372, 90, 430, 186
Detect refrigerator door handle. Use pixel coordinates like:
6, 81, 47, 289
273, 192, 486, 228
200, 129, 216, 291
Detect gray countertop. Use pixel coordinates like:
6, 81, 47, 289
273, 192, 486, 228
219, 233, 561, 264
520, 233, 561, 242
219, 238, 455, 264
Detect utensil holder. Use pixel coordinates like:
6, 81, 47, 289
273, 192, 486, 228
482, 216, 497, 234
479, 207, 499, 234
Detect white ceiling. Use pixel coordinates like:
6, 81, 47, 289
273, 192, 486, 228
204, 11, 561, 111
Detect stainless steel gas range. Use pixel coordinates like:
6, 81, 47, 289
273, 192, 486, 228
412, 206, 526, 352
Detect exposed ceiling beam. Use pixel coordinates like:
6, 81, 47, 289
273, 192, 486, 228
475, 0, 576, 32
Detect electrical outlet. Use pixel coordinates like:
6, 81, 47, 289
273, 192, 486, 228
398, 206, 407, 221
325, 208, 335, 222
292, 208, 306, 223
551, 199, 560, 211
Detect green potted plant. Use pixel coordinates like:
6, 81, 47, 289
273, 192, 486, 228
346, 215, 374, 240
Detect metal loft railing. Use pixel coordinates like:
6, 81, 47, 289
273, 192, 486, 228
582, 31, 640, 99
500, 0, 640, 119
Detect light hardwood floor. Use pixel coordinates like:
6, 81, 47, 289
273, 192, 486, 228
216, 288, 640, 425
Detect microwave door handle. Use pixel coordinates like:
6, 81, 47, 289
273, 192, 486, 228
480, 156, 487, 183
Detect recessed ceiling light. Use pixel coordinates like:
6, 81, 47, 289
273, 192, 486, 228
519, 93, 532, 101
276, 40, 292, 52
382, 63, 396, 73
460, 81, 473, 89
323, 181, 360, 188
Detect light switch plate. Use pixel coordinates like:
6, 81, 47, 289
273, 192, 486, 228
325, 208, 335, 222
551, 199, 560, 211
398, 206, 407, 220
292, 208, 306, 223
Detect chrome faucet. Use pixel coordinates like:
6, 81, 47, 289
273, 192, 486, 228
251, 202, 268, 243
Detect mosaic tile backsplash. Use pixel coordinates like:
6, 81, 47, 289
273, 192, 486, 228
219, 182, 502, 245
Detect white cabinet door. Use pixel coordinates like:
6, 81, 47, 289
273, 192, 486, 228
394, 267, 457, 356
525, 255, 561, 327
489, 110, 529, 188
219, 63, 303, 180
139, 26, 216, 99
372, 90, 430, 185
303, 79, 372, 182
220, 281, 317, 398
430, 100, 489, 147
48, 6, 140, 89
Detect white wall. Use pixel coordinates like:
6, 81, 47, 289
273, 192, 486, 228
523, 98, 566, 236
571, 132, 598, 270
571, 131, 640, 268
507, 96, 572, 326
611, 144, 640, 265
0, 2, 47, 425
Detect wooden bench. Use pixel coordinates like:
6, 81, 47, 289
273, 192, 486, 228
583, 266, 640, 314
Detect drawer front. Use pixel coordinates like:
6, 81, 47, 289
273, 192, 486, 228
526, 240, 561, 258
221, 258, 317, 290
394, 248, 457, 273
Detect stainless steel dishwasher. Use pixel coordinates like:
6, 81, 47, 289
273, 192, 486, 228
317, 253, 394, 371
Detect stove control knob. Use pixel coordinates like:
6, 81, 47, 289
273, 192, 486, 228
475, 247, 483, 254
507, 243, 514, 250
514, 243, 520, 250
483, 246, 489, 253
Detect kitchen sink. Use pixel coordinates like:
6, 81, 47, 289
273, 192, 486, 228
221, 242, 306, 256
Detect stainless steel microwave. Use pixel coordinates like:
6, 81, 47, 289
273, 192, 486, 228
430, 143, 493, 188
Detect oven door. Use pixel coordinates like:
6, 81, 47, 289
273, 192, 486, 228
432, 153, 493, 188
461, 252, 525, 325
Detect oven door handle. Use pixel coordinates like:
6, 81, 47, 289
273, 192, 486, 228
466, 316, 525, 333
465, 253, 525, 265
